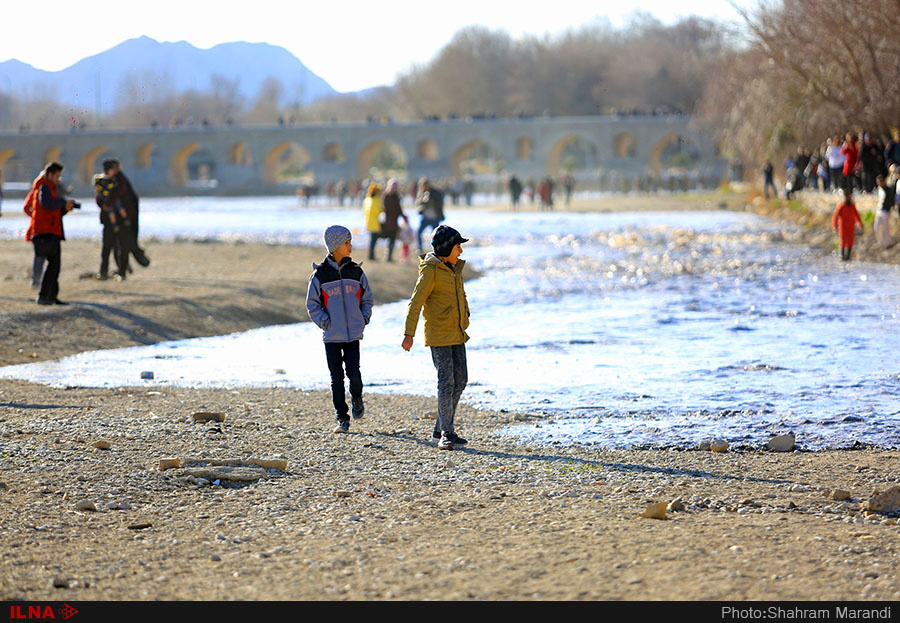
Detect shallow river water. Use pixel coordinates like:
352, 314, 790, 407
2, 198, 899, 449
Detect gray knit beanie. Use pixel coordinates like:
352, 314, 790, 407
323, 225, 352, 254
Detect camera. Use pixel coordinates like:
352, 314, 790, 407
70, 201, 82, 210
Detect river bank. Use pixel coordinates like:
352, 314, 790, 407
745, 187, 900, 264
0, 239, 422, 367
2, 193, 900, 601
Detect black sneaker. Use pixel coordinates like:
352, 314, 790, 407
52, 298, 69, 306
333, 421, 349, 434
432, 431, 467, 446
351, 397, 364, 419
438, 434, 454, 451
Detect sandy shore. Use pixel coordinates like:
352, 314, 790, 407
0, 238, 423, 367
2, 194, 900, 602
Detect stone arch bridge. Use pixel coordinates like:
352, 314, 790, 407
0, 115, 720, 196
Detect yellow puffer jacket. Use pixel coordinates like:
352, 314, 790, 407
363, 194, 382, 233
404, 253, 470, 346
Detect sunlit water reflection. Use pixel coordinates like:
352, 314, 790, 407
2, 200, 898, 449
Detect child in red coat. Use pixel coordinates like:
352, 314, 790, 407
832, 188, 864, 261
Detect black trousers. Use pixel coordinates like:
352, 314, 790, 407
100, 223, 123, 276
369, 230, 397, 261
324, 341, 362, 422
34, 235, 61, 301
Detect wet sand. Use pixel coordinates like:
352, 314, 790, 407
2, 194, 900, 601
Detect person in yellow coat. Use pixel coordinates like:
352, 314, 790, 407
401, 225, 471, 450
363, 182, 383, 260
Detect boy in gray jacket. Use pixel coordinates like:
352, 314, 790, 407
307, 225, 374, 433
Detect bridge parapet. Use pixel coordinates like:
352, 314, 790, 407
0, 115, 722, 196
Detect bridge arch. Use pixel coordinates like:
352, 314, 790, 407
0, 148, 14, 168
228, 142, 252, 166
323, 142, 345, 163
136, 143, 155, 169
170, 143, 200, 187
451, 139, 502, 176
516, 137, 533, 160
614, 133, 637, 158
79, 145, 108, 185
43, 147, 62, 166
649, 132, 700, 173
357, 139, 408, 178
417, 139, 439, 161
264, 141, 312, 184
547, 134, 599, 175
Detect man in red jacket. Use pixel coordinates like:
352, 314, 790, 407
28, 162, 75, 305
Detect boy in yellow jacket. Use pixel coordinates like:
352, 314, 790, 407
401, 225, 471, 450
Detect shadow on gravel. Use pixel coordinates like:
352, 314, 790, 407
379, 432, 791, 485
0, 402, 87, 410
72, 302, 178, 344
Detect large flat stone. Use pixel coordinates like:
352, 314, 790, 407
183, 466, 268, 483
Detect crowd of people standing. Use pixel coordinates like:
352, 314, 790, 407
765, 130, 900, 200
761, 129, 900, 258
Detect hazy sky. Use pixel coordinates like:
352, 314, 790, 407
1, 0, 753, 92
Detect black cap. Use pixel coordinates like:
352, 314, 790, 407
431, 225, 469, 257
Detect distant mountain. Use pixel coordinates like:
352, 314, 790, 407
0, 36, 337, 111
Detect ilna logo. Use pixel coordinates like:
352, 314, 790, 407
8, 604, 78, 620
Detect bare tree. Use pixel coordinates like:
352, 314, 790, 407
701, 0, 900, 168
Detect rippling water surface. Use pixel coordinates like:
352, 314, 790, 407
2, 199, 899, 449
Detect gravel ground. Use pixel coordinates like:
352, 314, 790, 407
3, 195, 900, 601
2, 381, 900, 601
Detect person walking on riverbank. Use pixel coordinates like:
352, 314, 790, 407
825, 136, 845, 192
508, 175, 523, 211
875, 175, 895, 249
402, 225, 471, 451
306, 225, 374, 434
27, 162, 76, 305
832, 188, 864, 261
100, 159, 149, 278
415, 177, 445, 253
762, 161, 776, 199
363, 182, 383, 261
93, 173, 127, 279
841, 134, 860, 192
377, 178, 408, 262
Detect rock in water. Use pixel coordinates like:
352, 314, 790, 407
864, 486, 900, 513
766, 435, 795, 452
697, 439, 728, 452
641, 502, 668, 520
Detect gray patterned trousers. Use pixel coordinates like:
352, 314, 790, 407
430, 344, 468, 436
